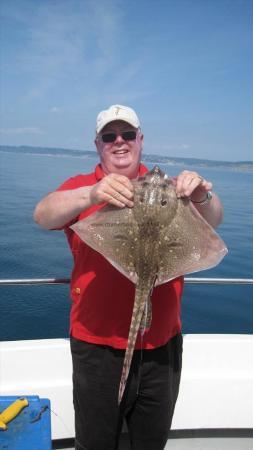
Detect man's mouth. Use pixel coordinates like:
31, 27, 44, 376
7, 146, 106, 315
113, 149, 129, 155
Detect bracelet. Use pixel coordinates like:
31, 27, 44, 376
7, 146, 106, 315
190, 191, 213, 205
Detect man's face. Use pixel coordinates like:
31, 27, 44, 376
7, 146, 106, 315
95, 120, 143, 178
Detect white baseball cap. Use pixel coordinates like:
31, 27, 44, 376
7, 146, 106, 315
96, 104, 140, 134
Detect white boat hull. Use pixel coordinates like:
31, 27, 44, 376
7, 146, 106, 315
0, 334, 252, 439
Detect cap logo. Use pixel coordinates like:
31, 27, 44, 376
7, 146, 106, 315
115, 106, 122, 116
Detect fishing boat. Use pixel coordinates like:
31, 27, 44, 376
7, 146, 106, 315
1, 277, 253, 450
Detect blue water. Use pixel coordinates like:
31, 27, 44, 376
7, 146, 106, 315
1, 150, 253, 341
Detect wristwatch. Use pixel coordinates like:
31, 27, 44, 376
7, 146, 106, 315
190, 191, 213, 205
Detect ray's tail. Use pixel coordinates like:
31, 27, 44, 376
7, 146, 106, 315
118, 285, 147, 404
118, 278, 156, 404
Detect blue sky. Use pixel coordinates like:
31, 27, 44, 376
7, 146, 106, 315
1, 0, 252, 161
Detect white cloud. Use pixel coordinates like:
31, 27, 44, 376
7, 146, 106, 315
0, 127, 44, 135
8, 2, 123, 82
2, 1, 149, 105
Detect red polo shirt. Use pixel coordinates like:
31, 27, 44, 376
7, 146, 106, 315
57, 163, 183, 349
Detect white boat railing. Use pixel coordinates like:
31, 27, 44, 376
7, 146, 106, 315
0, 277, 252, 285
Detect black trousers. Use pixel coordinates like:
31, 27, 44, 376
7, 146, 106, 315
70, 334, 182, 450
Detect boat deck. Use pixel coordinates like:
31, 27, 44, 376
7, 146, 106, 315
54, 430, 253, 450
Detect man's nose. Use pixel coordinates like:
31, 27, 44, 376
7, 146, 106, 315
114, 133, 125, 144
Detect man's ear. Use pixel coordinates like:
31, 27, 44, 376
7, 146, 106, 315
139, 132, 144, 148
94, 138, 102, 156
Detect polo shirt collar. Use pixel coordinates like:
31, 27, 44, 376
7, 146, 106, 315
94, 163, 148, 181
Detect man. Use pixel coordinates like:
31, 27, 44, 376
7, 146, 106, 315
34, 105, 223, 450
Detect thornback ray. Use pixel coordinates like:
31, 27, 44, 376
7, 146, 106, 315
71, 166, 228, 403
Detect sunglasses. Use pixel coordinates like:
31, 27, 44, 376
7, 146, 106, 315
100, 130, 137, 143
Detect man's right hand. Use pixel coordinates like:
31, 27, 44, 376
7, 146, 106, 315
89, 173, 134, 208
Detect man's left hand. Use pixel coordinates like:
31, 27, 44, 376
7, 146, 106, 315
174, 170, 212, 202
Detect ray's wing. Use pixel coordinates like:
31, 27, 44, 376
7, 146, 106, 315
71, 205, 139, 284
156, 199, 228, 285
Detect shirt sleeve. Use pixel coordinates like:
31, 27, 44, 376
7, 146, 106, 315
56, 176, 83, 192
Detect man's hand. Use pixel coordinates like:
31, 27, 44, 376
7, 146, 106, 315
90, 173, 134, 208
174, 170, 212, 202
172, 170, 223, 228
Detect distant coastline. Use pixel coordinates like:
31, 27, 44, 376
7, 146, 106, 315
1, 144, 253, 172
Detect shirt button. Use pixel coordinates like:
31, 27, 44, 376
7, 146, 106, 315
74, 287, 81, 294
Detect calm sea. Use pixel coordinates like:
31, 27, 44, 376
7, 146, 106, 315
1, 150, 253, 341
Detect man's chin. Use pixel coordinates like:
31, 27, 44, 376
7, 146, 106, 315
101, 156, 141, 178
